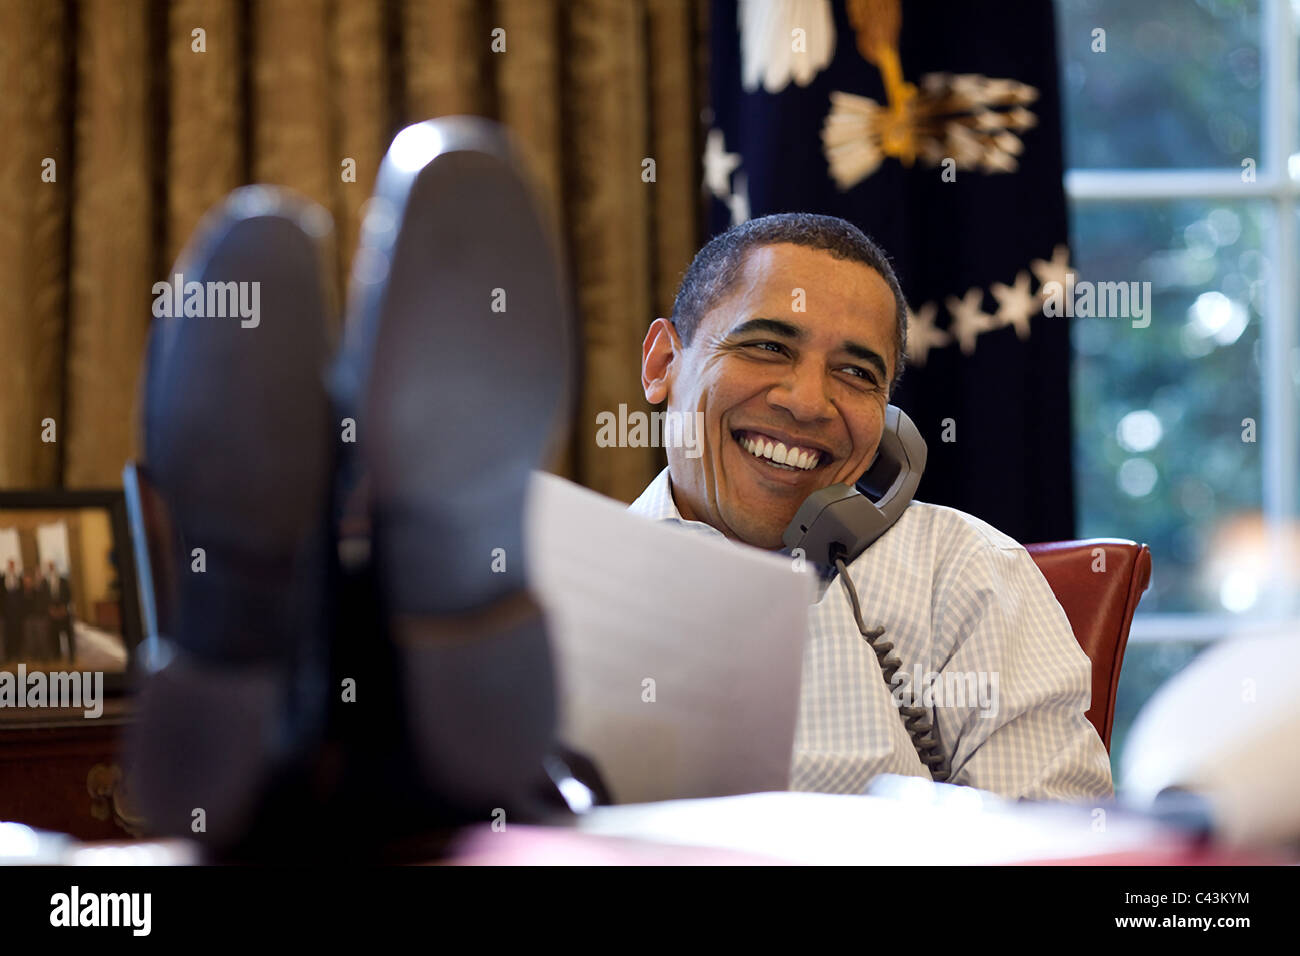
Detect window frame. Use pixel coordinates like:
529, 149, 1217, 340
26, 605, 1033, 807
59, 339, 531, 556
1062, 0, 1300, 639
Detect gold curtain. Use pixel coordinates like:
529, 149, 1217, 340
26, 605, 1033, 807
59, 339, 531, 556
0, 0, 707, 503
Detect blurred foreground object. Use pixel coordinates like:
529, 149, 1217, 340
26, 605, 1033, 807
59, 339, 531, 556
1121, 630, 1300, 849
125, 117, 576, 859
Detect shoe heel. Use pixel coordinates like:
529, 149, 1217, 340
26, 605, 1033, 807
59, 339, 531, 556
392, 591, 556, 817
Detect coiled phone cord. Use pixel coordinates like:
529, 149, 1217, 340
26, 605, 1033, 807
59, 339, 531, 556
834, 557, 951, 783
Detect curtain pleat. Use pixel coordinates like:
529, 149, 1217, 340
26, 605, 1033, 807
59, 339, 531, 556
0, 0, 67, 488
2, 0, 704, 502
496, 0, 563, 229
563, 0, 660, 502
646, 0, 699, 322
495, 0, 572, 477
402, 0, 488, 121
166, 0, 243, 268
251, 0, 334, 210
64, 0, 152, 488
330, 0, 389, 314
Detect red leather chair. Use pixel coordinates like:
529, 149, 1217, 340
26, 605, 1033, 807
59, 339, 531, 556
1024, 539, 1152, 753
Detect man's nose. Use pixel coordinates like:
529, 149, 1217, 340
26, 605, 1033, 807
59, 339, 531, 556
768, 360, 833, 422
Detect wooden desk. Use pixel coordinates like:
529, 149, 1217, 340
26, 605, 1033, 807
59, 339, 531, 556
0, 698, 138, 840
2, 713, 1294, 866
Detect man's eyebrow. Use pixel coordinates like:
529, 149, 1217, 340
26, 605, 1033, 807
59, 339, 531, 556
724, 317, 804, 340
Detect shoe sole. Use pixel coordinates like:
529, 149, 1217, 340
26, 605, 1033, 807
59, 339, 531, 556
335, 118, 574, 813
128, 186, 335, 847
339, 118, 574, 613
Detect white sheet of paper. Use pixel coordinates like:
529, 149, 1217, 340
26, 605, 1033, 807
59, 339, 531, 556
524, 471, 815, 804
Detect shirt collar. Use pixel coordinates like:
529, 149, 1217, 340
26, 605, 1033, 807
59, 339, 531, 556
627, 467, 680, 521
629, 467, 845, 588
627, 468, 727, 540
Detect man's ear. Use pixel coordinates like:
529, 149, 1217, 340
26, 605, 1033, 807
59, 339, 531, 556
641, 317, 680, 404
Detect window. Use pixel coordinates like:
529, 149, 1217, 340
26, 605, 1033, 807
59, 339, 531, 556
1055, 0, 1299, 774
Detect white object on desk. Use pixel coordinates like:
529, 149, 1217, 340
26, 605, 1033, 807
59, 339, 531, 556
574, 779, 1179, 865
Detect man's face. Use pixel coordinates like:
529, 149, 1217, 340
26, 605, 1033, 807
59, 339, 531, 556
641, 243, 897, 549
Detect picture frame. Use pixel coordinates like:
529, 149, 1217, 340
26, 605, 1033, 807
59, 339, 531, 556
0, 489, 144, 701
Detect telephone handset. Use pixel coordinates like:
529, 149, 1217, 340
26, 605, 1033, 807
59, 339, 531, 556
782, 405, 950, 783
782, 404, 927, 565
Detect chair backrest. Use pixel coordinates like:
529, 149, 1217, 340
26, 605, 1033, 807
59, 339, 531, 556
1024, 539, 1152, 752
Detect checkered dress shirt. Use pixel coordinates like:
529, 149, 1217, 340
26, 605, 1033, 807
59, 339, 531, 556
628, 468, 1114, 801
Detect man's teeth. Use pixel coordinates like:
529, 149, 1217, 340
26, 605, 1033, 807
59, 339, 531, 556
740, 435, 820, 471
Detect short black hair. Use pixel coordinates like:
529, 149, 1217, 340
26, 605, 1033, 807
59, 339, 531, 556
670, 213, 908, 394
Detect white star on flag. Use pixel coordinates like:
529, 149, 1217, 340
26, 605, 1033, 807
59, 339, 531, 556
991, 269, 1037, 340
727, 170, 751, 225
703, 128, 741, 199
1030, 244, 1073, 299
905, 302, 950, 366
945, 287, 996, 356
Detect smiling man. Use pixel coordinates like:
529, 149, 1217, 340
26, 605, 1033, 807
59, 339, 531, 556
630, 212, 1113, 801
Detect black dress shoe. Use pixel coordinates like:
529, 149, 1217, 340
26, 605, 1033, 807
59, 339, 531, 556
126, 186, 336, 853
329, 117, 577, 832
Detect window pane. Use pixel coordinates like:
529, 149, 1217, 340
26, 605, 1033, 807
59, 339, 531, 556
1071, 200, 1268, 614
1108, 640, 1210, 788
1056, 0, 1261, 169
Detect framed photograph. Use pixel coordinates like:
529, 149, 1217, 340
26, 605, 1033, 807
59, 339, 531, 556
0, 490, 143, 699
